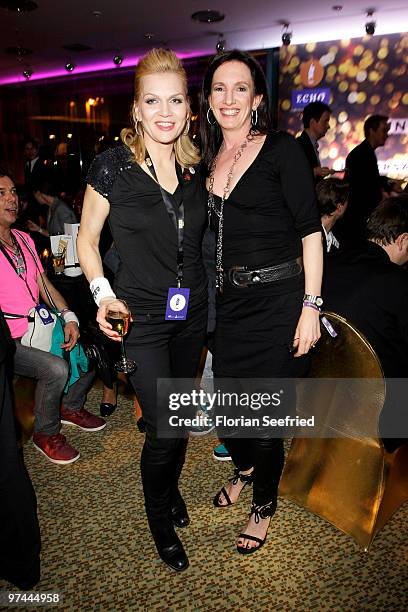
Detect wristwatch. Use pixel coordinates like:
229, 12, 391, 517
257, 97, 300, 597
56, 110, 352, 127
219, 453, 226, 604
303, 294, 323, 307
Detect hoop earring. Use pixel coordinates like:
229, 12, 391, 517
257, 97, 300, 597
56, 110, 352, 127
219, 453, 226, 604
251, 108, 258, 127
135, 121, 143, 136
206, 107, 217, 126
183, 118, 191, 136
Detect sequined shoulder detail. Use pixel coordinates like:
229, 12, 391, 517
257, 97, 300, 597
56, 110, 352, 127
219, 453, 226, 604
86, 146, 134, 200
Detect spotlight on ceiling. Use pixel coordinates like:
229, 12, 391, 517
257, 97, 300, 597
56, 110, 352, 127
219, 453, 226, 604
65, 61, 75, 72
281, 23, 292, 46
216, 34, 226, 54
113, 53, 123, 66
365, 9, 376, 35
22, 68, 32, 79
191, 10, 225, 23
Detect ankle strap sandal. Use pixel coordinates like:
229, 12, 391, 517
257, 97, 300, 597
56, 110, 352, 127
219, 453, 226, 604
213, 468, 254, 508
250, 500, 277, 522
230, 468, 254, 486
236, 500, 277, 555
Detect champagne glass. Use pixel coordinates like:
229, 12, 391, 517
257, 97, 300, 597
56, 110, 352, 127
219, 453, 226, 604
52, 250, 65, 275
106, 302, 137, 374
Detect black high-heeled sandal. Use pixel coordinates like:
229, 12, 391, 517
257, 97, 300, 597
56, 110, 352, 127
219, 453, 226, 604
213, 467, 254, 507
100, 402, 117, 417
100, 383, 117, 417
236, 499, 277, 555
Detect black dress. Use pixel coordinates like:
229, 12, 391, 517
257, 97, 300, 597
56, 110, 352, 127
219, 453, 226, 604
212, 131, 321, 378
87, 145, 208, 537
210, 131, 321, 507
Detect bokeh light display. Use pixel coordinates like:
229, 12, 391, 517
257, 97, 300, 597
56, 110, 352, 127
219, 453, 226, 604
278, 32, 408, 179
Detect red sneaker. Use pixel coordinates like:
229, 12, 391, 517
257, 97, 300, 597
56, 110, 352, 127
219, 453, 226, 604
60, 407, 106, 432
33, 432, 80, 465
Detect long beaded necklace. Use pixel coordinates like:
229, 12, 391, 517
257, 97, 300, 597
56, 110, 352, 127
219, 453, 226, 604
207, 131, 254, 292
0, 233, 25, 276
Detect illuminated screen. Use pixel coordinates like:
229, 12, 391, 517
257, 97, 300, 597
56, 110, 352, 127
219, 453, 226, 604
278, 32, 408, 180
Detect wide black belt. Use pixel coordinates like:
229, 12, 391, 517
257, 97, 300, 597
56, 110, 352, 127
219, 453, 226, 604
224, 257, 303, 288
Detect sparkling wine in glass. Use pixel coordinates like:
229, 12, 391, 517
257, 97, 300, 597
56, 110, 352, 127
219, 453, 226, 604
106, 306, 137, 374
52, 250, 65, 275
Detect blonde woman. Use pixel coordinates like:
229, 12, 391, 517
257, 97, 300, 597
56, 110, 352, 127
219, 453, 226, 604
77, 49, 207, 572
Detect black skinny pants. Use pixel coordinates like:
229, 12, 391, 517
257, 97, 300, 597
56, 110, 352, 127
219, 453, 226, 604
214, 372, 294, 507
126, 305, 207, 528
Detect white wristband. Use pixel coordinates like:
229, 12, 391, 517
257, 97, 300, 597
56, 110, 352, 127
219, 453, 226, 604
62, 310, 80, 326
89, 277, 116, 307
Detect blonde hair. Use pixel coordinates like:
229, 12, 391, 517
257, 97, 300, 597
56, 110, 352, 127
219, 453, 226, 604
121, 48, 200, 167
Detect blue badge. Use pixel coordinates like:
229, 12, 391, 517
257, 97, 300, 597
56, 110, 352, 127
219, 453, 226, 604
165, 288, 190, 320
35, 303, 54, 325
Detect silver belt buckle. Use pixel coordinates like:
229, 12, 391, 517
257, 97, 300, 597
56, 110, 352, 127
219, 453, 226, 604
229, 265, 249, 288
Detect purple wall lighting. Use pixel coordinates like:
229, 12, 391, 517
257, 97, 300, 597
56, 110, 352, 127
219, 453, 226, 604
0, 50, 208, 86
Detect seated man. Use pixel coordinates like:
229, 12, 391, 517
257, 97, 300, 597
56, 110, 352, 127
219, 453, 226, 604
323, 195, 408, 448
0, 169, 106, 465
315, 178, 349, 253
27, 181, 78, 237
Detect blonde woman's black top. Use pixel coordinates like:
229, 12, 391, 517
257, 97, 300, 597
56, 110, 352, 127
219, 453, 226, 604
87, 145, 207, 314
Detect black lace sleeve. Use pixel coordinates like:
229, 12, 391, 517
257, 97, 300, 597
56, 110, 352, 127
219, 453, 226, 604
86, 146, 134, 200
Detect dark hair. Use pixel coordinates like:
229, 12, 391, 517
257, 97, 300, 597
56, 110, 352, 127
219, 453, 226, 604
367, 195, 408, 245
315, 178, 349, 217
32, 179, 60, 197
0, 167, 14, 182
23, 137, 39, 149
200, 50, 271, 168
364, 114, 389, 138
302, 102, 331, 128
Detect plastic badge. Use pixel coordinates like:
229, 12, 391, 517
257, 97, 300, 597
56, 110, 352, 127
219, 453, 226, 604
36, 303, 54, 325
165, 288, 190, 320
321, 315, 338, 338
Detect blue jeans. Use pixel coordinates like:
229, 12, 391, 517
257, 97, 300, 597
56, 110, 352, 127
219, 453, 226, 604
13, 340, 94, 436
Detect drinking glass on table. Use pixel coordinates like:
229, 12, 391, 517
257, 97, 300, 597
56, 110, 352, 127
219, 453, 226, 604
106, 300, 137, 374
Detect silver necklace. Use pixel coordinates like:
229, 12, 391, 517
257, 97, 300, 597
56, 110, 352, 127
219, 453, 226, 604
207, 131, 254, 292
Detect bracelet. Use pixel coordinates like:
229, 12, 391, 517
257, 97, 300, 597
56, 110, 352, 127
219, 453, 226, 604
62, 310, 79, 326
302, 300, 321, 312
89, 276, 116, 307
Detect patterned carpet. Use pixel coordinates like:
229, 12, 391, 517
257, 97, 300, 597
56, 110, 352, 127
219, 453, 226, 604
1, 386, 408, 611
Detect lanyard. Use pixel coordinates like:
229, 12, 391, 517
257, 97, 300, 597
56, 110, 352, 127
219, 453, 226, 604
144, 152, 185, 288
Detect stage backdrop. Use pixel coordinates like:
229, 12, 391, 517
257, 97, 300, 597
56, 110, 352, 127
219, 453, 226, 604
278, 32, 408, 181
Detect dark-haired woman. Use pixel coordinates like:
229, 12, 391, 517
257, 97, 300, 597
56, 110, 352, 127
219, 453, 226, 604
200, 50, 323, 554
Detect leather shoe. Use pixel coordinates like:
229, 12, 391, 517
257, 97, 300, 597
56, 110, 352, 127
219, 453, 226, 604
151, 525, 189, 572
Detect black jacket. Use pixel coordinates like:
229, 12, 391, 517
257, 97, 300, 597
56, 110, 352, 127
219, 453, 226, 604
296, 131, 319, 173
336, 140, 382, 242
323, 241, 408, 378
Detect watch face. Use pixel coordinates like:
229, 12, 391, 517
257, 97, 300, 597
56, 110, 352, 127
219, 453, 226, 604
316, 297, 323, 307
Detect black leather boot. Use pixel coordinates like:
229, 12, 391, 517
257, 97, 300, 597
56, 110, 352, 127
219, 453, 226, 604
149, 521, 189, 572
